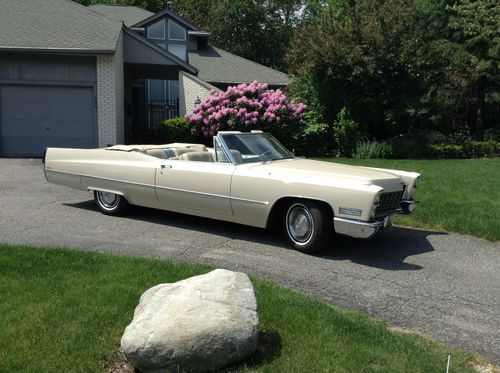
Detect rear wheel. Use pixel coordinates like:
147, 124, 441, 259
284, 201, 331, 253
94, 191, 129, 216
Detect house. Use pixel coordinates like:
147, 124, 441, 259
0, 0, 290, 156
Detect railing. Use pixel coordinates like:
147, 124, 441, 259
140, 99, 179, 128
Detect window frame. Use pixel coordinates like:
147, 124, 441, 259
167, 44, 187, 61
167, 19, 186, 41
147, 19, 166, 40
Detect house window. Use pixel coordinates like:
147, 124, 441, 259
169, 80, 179, 101
147, 20, 165, 40
148, 79, 165, 101
168, 44, 187, 61
168, 19, 186, 41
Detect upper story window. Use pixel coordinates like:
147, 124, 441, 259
147, 20, 165, 40
168, 19, 186, 41
168, 44, 187, 61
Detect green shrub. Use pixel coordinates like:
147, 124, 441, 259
391, 130, 447, 158
333, 107, 359, 157
280, 107, 331, 157
159, 117, 195, 143
354, 140, 392, 159
426, 144, 465, 159
484, 125, 500, 141
470, 141, 499, 158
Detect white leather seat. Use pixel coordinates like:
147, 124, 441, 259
179, 151, 215, 162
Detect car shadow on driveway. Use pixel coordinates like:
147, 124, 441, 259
66, 200, 445, 271
317, 227, 447, 271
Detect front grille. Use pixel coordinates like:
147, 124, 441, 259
375, 191, 404, 217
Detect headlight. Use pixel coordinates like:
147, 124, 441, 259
370, 191, 383, 219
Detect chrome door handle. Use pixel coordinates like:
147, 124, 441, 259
160, 164, 172, 169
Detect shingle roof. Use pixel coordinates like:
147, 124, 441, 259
132, 8, 198, 30
88, 4, 153, 27
188, 46, 290, 86
0, 0, 122, 53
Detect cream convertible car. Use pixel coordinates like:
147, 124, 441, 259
43, 131, 419, 253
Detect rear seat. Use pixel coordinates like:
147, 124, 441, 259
145, 147, 195, 159
178, 151, 215, 162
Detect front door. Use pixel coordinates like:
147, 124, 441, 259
155, 160, 234, 216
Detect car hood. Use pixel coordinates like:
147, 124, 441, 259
251, 158, 406, 191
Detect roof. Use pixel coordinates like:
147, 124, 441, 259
88, 4, 153, 27
188, 46, 290, 86
0, 0, 122, 53
133, 8, 198, 31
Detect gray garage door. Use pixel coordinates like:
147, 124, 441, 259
0, 85, 95, 156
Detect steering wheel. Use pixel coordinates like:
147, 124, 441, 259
259, 150, 273, 161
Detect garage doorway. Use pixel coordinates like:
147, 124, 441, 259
0, 85, 96, 156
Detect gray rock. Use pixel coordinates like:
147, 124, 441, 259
121, 269, 259, 372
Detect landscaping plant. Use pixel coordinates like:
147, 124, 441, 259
186, 81, 307, 146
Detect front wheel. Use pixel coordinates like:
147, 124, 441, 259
94, 191, 129, 216
284, 201, 332, 253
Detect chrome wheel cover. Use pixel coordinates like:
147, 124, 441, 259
97, 191, 119, 210
286, 203, 314, 245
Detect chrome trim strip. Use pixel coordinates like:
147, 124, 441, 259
46, 169, 269, 205
333, 217, 385, 239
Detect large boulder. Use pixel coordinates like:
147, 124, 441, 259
121, 269, 259, 372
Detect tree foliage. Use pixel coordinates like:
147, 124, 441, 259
287, 0, 500, 141
167, 0, 306, 70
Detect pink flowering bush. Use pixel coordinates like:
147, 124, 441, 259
187, 81, 307, 137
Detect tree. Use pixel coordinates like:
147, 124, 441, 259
287, 0, 428, 138
168, 0, 305, 70
446, 0, 500, 139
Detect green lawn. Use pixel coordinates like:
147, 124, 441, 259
316, 158, 500, 241
0, 245, 481, 372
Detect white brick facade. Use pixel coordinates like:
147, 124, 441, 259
178, 71, 220, 117
96, 31, 124, 146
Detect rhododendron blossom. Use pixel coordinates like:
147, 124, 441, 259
186, 81, 306, 137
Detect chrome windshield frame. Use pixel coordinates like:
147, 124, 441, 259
214, 133, 237, 164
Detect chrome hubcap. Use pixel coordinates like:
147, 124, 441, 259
286, 204, 313, 244
97, 191, 118, 209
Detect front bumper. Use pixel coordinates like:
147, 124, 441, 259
334, 199, 417, 239
334, 216, 391, 239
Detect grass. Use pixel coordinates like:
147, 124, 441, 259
0, 245, 481, 372
316, 158, 500, 241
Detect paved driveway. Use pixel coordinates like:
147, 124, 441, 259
1, 158, 499, 364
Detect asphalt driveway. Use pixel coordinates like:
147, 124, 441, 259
1, 158, 499, 364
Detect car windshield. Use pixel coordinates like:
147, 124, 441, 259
218, 133, 295, 164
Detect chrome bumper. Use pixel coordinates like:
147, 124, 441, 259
399, 200, 416, 214
334, 216, 392, 239
334, 199, 417, 239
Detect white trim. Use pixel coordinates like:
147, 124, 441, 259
147, 19, 165, 40
168, 19, 186, 41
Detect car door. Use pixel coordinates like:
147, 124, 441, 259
155, 159, 234, 216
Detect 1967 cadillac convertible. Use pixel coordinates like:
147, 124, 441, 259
43, 131, 420, 253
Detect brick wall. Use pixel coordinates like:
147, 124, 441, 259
178, 71, 220, 117
96, 31, 124, 146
